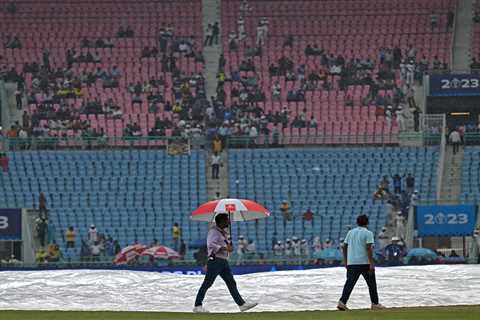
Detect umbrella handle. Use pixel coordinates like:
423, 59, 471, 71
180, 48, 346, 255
228, 210, 233, 246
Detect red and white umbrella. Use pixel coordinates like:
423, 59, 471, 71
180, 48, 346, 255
141, 246, 180, 259
113, 244, 147, 265
191, 198, 270, 222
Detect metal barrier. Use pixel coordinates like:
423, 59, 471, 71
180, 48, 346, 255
0, 132, 432, 152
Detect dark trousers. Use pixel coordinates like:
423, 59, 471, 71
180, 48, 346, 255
212, 164, 220, 179
195, 258, 245, 307
452, 142, 460, 154
340, 265, 379, 305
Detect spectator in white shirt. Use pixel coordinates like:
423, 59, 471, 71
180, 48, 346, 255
273, 241, 284, 256
300, 239, 310, 257
88, 224, 98, 244
237, 18, 246, 41
211, 152, 221, 179
249, 126, 258, 139
272, 81, 281, 101
246, 240, 256, 255
90, 241, 103, 258
292, 237, 301, 256
313, 236, 322, 253
377, 227, 389, 250
449, 128, 462, 154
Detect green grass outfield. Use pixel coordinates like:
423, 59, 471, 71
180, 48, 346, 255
1, 306, 479, 320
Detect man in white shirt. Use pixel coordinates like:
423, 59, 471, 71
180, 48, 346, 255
211, 152, 221, 179
284, 239, 292, 256
246, 240, 256, 255
338, 215, 385, 311
236, 235, 246, 263
90, 241, 103, 258
395, 212, 406, 240
273, 241, 284, 256
377, 227, 389, 250
300, 239, 310, 256
449, 128, 462, 155
292, 236, 301, 256
272, 81, 281, 100
88, 225, 98, 244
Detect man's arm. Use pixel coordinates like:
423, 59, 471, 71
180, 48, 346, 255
367, 243, 375, 272
342, 244, 348, 267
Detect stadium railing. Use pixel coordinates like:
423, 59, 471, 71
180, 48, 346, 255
0, 132, 437, 152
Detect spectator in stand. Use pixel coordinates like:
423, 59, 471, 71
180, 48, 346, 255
395, 212, 406, 239
211, 152, 221, 179
284, 239, 292, 256
273, 241, 284, 256
113, 240, 121, 255
0, 152, 9, 173
313, 236, 322, 254
405, 174, 415, 195
301, 239, 310, 257
39, 192, 48, 217
212, 22, 220, 45
180, 239, 186, 258
303, 208, 314, 221
447, 10, 454, 31
90, 241, 103, 260
292, 237, 301, 256
237, 235, 247, 263
377, 227, 389, 250
15, 88, 22, 110
449, 127, 462, 155
66, 226, 76, 248
35, 215, 48, 247
280, 200, 291, 221
47, 240, 61, 262
391, 174, 404, 194
88, 224, 98, 244
323, 239, 332, 249
384, 237, 404, 266
212, 135, 222, 154
204, 24, 213, 46
172, 222, 182, 251
271, 81, 281, 101
246, 239, 257, 257
36, 248, 48, 263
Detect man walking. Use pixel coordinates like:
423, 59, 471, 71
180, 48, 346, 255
449, 128, 461, 155
194, 213, 257, 313
211, 152, 221, 179
338, 214, 385, 311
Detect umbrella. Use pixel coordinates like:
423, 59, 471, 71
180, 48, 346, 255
141, 246, 180, 259
317, 248, 343, 261
113, 244, 147, 265
191, 199, 270, 246
191, 198, 270, 222
407, 248, 438, 259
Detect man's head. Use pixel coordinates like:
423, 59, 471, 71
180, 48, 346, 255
356, 214, 369, 227
215, 213, 230, 229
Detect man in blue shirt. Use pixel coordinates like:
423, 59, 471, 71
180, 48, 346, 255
338, 214, 385, 311
193, 213, 258, 313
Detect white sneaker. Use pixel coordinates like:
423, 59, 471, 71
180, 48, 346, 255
239, 301, 258, 312
371, 303, 386, 310
193, 305, 209, 313
337, 301, 349, 311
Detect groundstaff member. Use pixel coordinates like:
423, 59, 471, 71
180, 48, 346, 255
337, 214, 385, 311
193, 213, 258, 313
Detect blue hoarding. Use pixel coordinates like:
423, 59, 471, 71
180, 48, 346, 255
429, 74, 480, 96
0, 209, 22, 240
416, 205, 477, 236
